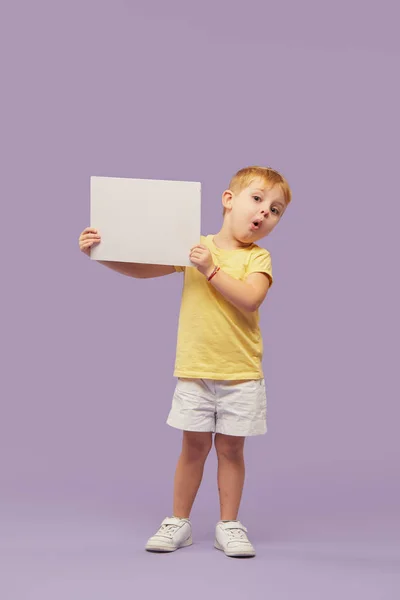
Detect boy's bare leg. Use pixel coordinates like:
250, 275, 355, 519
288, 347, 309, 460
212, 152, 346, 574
214, 434, 246, 521
173, 431, 213, 518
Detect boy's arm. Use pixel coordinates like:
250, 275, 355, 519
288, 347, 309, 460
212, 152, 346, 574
97, 261, 176, 278
189, 243, 272, 312
208, 269, 270, 312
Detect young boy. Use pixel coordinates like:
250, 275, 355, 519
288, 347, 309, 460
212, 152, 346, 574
79, 166, 292, 558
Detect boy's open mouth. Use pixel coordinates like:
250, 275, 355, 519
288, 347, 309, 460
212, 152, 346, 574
251, 220, 260, 230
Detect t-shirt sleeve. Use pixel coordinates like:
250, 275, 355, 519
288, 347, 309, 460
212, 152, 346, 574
246, 248, 273, 287
174, 265, 186, 272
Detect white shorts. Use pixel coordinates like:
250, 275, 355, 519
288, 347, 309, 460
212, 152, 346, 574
166, 378, 267, 437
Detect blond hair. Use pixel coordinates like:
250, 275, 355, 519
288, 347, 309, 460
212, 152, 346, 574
223, 166, 292, 215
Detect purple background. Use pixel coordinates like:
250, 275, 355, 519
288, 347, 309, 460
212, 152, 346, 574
2, 1, 399, 598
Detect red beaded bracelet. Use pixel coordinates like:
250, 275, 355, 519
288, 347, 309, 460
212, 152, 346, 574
208, 265, 220, 281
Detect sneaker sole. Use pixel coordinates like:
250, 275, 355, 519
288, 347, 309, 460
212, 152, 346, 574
214, 539, 256, 558
145, 535, 193, 553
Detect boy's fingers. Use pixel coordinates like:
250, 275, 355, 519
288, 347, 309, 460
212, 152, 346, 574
80, 228, 99, 239
80, 234, 100, 243
81, 239, 98, 248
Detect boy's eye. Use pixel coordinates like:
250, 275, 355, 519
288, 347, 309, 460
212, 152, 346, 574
272, 207, 280, 215
253, 196, 261, 202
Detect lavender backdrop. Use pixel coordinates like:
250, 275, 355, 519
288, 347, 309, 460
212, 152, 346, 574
1, 1, 399, 598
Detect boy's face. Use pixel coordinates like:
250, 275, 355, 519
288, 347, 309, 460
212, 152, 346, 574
222, 177, 287, 244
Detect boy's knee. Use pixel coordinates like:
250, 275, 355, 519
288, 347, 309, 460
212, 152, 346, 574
214, 434, 245, 461
183, 431, 213, 460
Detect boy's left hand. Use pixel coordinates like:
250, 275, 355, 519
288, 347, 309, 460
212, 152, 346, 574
190, 244, 215, 277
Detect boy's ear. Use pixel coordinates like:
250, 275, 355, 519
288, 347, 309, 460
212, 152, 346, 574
222, 189, 233, 212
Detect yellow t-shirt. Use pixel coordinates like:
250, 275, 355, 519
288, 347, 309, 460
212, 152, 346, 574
174, 234, 273, 380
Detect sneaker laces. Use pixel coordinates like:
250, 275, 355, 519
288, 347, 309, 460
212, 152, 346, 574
158, 523, 179, 538
226, 527, 247, 540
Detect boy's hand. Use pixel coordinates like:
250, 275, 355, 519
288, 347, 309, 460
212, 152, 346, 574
190, 244, 215, 277
79, 227, 101, 256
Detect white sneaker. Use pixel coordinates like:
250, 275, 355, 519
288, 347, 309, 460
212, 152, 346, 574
215, 520, 256, 557
145, 517, 193, 552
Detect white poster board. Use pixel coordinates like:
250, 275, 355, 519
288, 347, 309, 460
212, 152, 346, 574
90, 176, 201, 267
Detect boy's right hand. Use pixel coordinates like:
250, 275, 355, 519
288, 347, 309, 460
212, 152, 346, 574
79, 227, 101, 256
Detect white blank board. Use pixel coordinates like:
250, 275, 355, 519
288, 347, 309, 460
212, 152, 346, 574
90, 176, 201, 266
